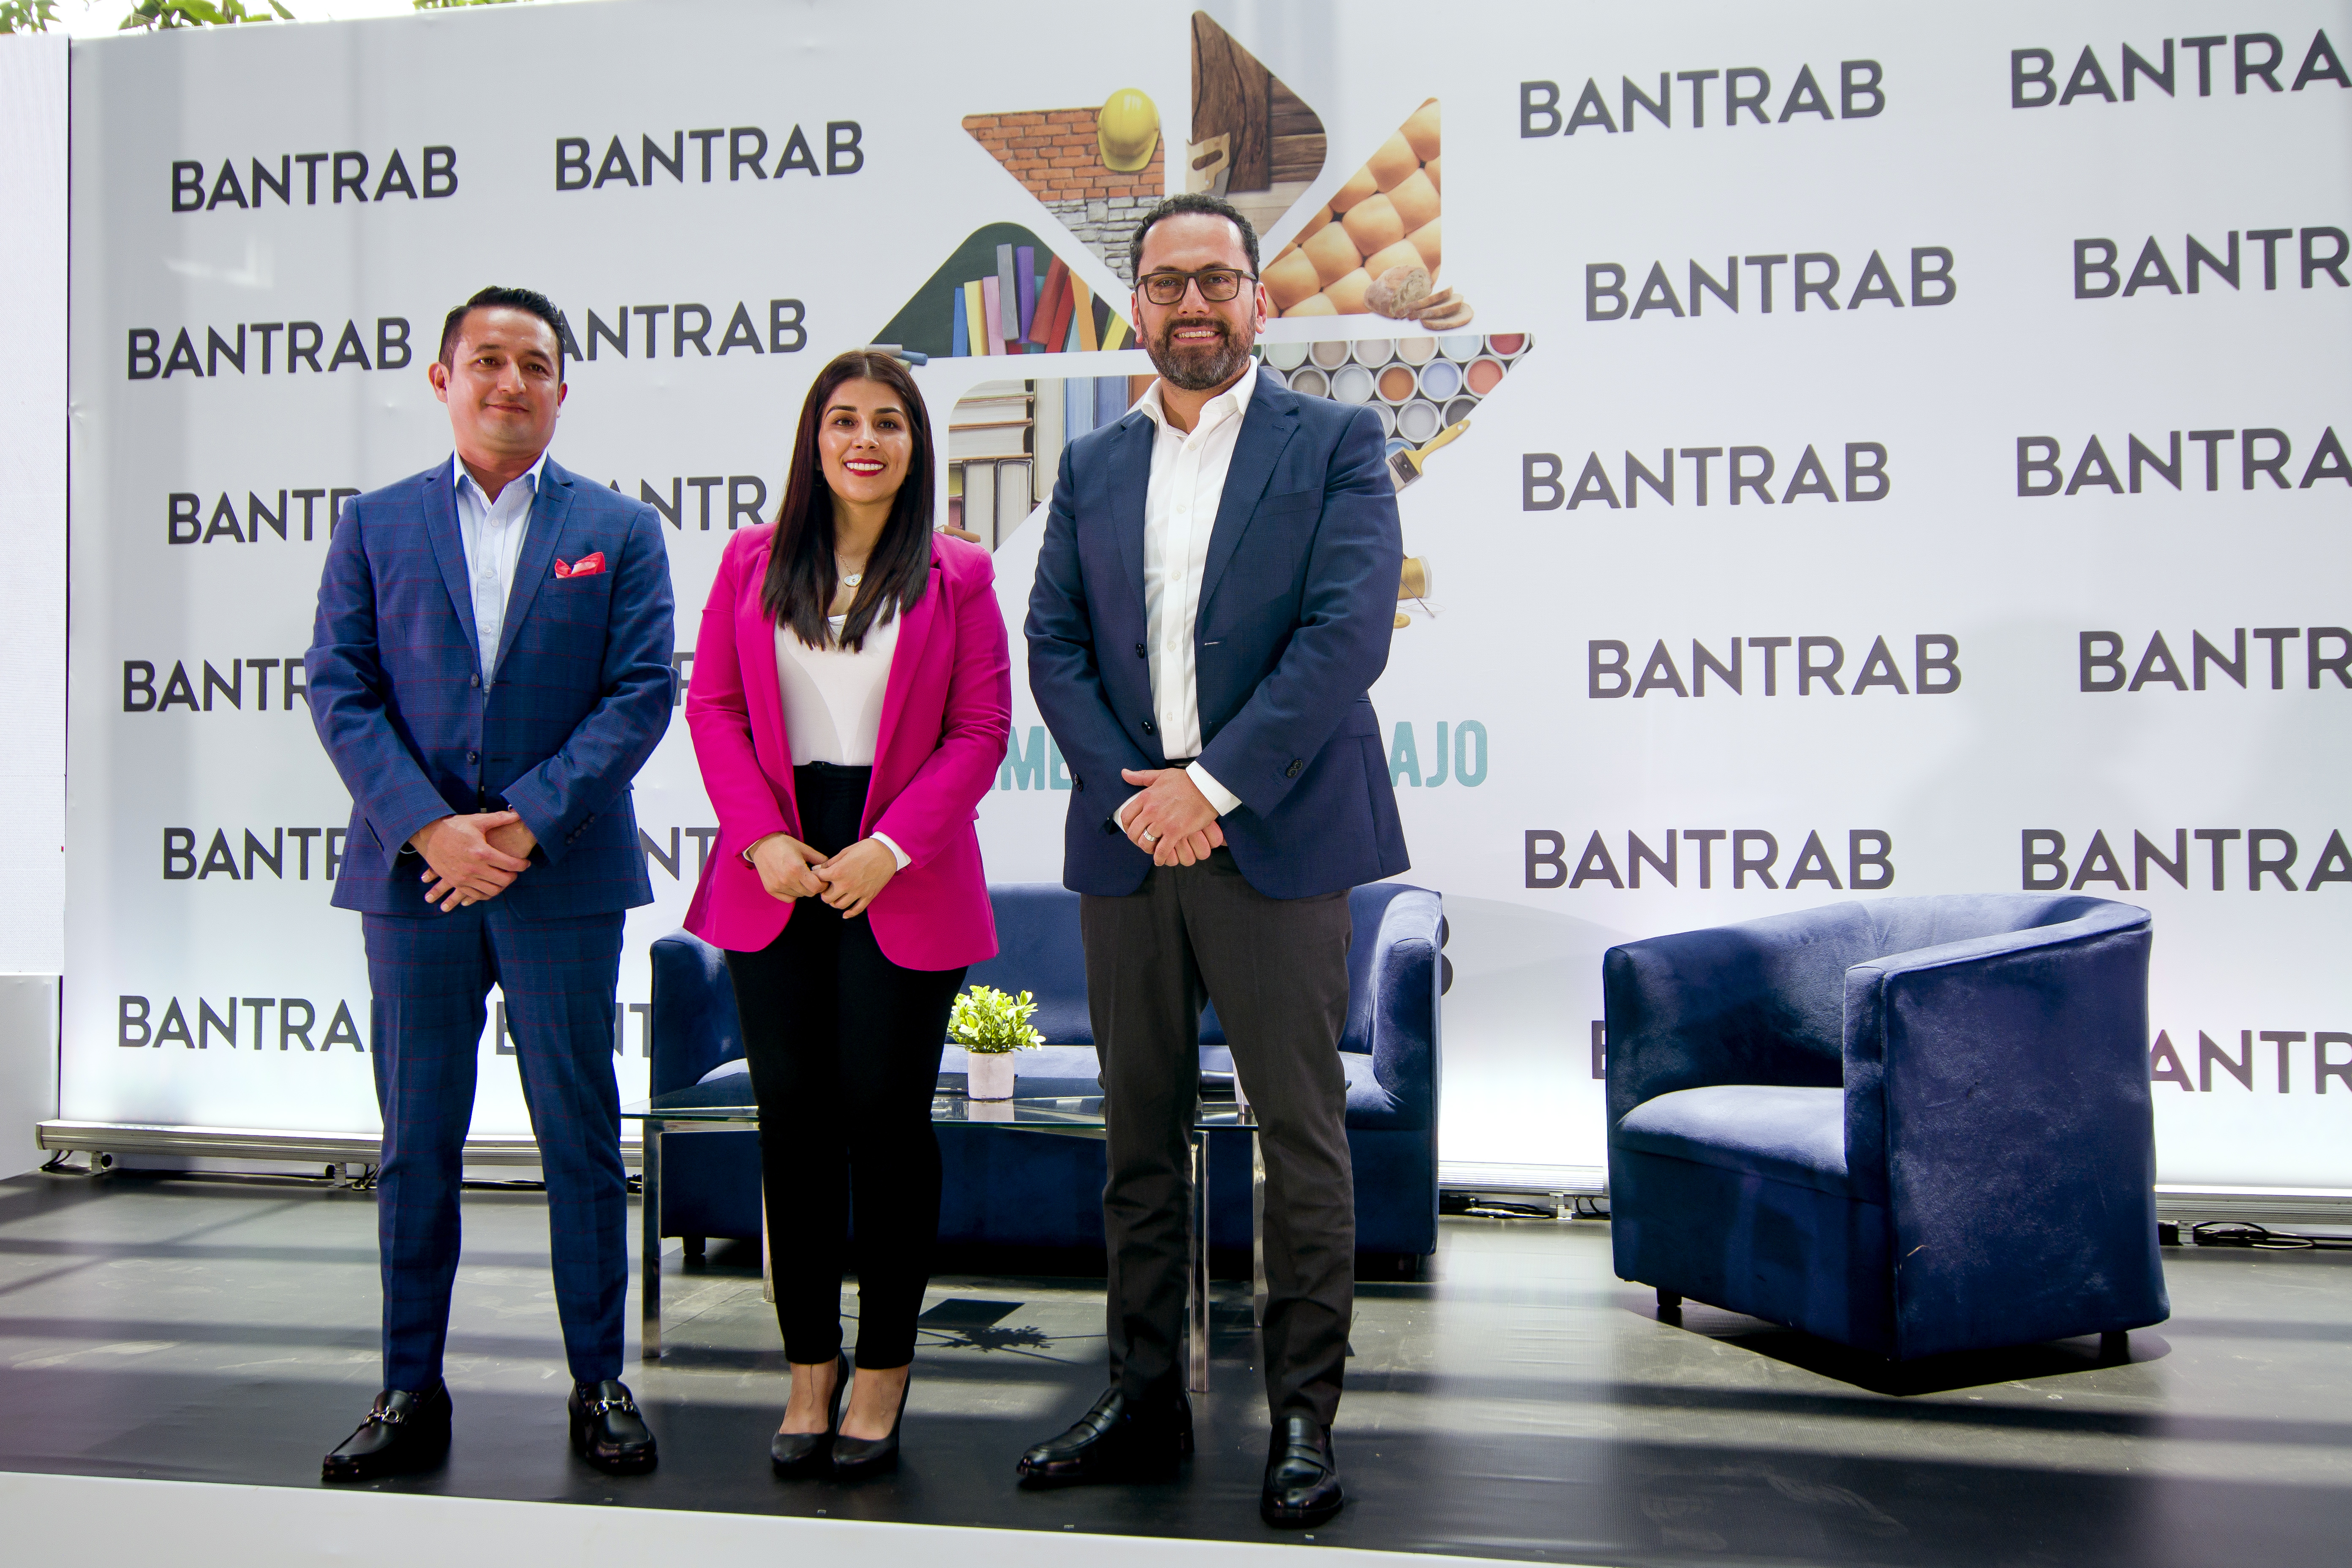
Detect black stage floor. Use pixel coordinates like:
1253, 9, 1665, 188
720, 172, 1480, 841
3, 1168, 2349, 1565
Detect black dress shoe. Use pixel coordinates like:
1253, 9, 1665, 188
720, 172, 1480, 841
321, 1384, 452, 1483
771, 1352, 849, 1479
1015, 1386, 1192, 1486
829, 1367, 912, 1480
1261, 1413, 1343, 1527
569, 1379, 658, 1475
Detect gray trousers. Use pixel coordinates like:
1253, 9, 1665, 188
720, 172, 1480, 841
1081, 849, 1355, 1426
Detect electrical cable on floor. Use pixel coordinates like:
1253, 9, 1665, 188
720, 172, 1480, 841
2190, 1220, 2352, 1251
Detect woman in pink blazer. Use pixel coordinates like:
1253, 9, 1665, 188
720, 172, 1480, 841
683, 350, 1009, 1479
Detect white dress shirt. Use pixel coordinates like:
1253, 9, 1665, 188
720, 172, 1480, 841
1123, 362, 1256, 824
770, 615, 910, 869
452, 451, 548, 681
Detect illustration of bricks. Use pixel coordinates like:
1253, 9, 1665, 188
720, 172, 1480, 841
964, 108, 1165, 285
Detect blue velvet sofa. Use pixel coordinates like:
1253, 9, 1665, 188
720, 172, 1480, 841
648, 881, 1447, 1264
1603, 894, 2168, 1361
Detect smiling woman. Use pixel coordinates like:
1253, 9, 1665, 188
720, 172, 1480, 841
679, 348, 1011, 1480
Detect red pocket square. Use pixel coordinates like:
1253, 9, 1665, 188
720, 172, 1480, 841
554, 552, 606, 579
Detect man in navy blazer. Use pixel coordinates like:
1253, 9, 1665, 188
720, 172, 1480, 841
1020, 196, 1407, 1527
305, 287, 675, 1481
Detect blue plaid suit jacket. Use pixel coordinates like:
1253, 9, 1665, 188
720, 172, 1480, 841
305, 456, 676, 919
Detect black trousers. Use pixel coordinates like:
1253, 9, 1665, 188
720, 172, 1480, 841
725, 762, 967, 1370
1081, 849, 1356, 1425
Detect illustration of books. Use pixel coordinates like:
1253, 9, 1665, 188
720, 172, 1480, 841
873, 224, 1134, 360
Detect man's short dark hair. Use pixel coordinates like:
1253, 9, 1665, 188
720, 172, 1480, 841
438, 286, 569, 381
1129, 193, 1260, 287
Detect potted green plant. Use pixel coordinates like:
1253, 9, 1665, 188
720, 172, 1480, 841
949, 984, 1043, 1100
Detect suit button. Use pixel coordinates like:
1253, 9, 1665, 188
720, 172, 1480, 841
1141, 720, 1155, 734
470, 674, 480, 688
1135, 643, 1147, 658
467, 751, 479, 763
1285, 760, 1302, 778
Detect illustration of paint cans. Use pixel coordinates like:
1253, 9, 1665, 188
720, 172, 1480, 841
1464, 356, 1506, 396
1332, 363, 1377, 403
1309, 340, 1351, 369
1395, 398, 1442, 444
1373, 402, 1398, 437
1376, 364, 1417, 403
1264, 341, 1309, 371
1437, 334, 1480, 361
1444, 395, 1479, 426
1395, 337, 1436, 365
1486, 333, 1527, 357
1288, 366, 1330, 398
1418, 358, 1462, 399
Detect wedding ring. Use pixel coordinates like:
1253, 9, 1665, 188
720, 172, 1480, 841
1141, 829, 1159, 842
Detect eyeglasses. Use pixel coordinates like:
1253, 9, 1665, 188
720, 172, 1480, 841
1137, 267, 1258, 306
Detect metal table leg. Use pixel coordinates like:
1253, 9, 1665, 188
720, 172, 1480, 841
640, 1118, 662, 1362
1251, 1122, 1267, 1328
1187, 1130, 1209, 1394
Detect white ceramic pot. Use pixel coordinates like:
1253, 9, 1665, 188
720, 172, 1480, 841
966, 1050, 1017, 1101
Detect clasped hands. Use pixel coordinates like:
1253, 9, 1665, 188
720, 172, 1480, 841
1119, 767, 1225, 867
413, 811, 537, 912
746, 833, 898, 920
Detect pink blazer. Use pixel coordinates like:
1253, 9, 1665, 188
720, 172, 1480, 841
681, 526, 1010, 971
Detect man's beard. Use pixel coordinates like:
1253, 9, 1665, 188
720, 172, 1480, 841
1147, 316, 1252, 392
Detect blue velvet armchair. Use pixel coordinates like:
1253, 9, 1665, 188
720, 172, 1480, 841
648, 881, 1447, 1263
1603, 894, 2168, 1361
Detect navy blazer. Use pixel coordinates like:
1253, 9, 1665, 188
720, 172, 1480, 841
1027, 371, 1409, 900
305, 456, 677, 919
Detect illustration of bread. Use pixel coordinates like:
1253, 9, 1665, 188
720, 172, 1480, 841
1267, 100, 1460, 324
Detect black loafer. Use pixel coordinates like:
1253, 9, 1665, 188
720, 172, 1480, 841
1015, 1386, 1192, 1486
1261, 1413, 1343, 1527
322, 1384, 452, 1483
569, 1379, 658, 1475
771, 1352, 849, 1479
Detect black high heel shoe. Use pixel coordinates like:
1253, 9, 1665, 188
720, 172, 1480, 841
770, 1351, 849, 1478
828, 1367, 912, 1479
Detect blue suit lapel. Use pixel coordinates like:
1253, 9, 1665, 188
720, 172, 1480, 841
421, 463, 482, 665
494, 459, 577, 678
1108, 412, 1154, 623
1198, 376, 1300, 615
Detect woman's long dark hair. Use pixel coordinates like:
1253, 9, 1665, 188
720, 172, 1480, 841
760, 350, 935, 651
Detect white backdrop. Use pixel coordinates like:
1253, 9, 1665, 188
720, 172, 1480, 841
61, 0, 2352, 1187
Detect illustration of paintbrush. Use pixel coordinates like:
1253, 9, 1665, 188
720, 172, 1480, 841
1388, 418, 1469, 491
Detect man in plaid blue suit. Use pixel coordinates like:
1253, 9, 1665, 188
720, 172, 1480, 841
305, 287, 675, 1481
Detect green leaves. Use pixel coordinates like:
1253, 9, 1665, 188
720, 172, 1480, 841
949, 985, 1044, 1056
119, 0, 293, 28
0, 1, 62, 34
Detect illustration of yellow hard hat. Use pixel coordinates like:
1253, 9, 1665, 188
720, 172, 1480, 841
1097, 89, 1160, 173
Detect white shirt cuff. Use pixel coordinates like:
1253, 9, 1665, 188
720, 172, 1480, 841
1113, 793, 1140, 830
1187, 762, 1242, 817
871, 830, 912, 871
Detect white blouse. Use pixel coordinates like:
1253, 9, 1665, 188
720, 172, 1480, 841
773, 611, 910, 866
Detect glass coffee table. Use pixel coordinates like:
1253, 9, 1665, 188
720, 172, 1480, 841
623, 1079, 1258, 1393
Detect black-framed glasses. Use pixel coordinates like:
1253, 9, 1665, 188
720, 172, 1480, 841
1138, 267, 1258, 306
